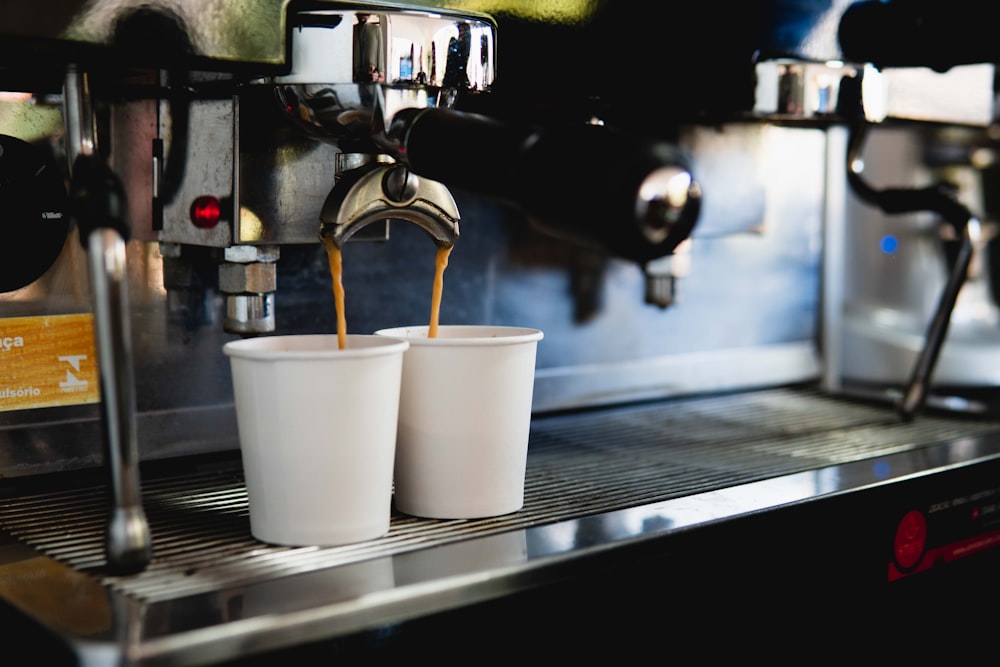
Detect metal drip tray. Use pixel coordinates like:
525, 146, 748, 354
3, 386, 1000, 665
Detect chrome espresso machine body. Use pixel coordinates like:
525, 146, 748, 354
4, 0, 1000, 663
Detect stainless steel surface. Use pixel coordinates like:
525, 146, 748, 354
62, 67, 96, 163
270, 5, 487, 256
753, 60, 995, 126
223, 293, 275, 335
159, 98, 234, 248
0, 118, 825, 479
753, 59, 859, 120
149, 4, 494, 332
3, 2, 1000, 659
3, 387, 1000, 664
271, 6, 495, 147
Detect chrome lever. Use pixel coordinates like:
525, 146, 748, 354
64, 66, 153, 574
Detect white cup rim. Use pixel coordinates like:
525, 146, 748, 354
223, 333, 409, 360
375, 325, 543, 347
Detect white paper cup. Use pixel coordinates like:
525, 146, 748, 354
375, 325, 543, 519
223, 334, 409, 546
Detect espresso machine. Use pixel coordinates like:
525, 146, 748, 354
827, 71, 1000, 413
4, 1, 1000, 663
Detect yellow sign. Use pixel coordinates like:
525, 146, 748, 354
0, 314, 100, 412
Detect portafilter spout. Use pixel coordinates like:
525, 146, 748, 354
271, 4, 488, 248
319, 154, 460, 249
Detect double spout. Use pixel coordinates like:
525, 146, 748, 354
319, 155, 460, 249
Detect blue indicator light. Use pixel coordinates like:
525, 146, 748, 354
873, 460, 891, 479
880, 235, 898, 254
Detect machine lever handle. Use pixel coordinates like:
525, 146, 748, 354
387, 107, 701, 264
839, 0, 1000, 72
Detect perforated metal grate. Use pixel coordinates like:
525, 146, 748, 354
1, 387, 996, 603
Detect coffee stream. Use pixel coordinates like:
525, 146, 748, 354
323, 236, 453, 349
428, 246, 451, 339
322, 236, 348, 350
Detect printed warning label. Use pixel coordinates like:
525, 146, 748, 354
0, 314, 99, 411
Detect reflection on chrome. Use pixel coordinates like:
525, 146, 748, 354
394, 531, 528, 585
239, 558, 396, 619
272, 7, 496, 150
526, 467, 849, 558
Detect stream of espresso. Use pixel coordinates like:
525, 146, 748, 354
323, 237, 453, 349
428, 245, 452, 339
322, 236, 348, 350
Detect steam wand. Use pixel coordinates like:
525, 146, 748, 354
845, 121, 977, 421
64, 67, 153, 573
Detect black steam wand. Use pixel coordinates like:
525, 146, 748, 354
845, 121, 977, 421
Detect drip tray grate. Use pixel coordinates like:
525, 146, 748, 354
2, 387, 998, 604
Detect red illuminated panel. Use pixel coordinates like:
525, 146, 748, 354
889, 508, 1000, 582
893, 509, 927, 572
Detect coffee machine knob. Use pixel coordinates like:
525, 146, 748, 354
0, 135, 70, 292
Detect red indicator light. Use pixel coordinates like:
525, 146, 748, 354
893, 509, 927, 571
190, 196, 222, 229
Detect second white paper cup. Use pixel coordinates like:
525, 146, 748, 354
375, 325, 543, 519
223, 333, 408, 547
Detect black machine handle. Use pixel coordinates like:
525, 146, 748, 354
839, 0, 1000, 71
387, 108, 702, 265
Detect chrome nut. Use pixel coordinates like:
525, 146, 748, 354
218, 262, 277, 294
